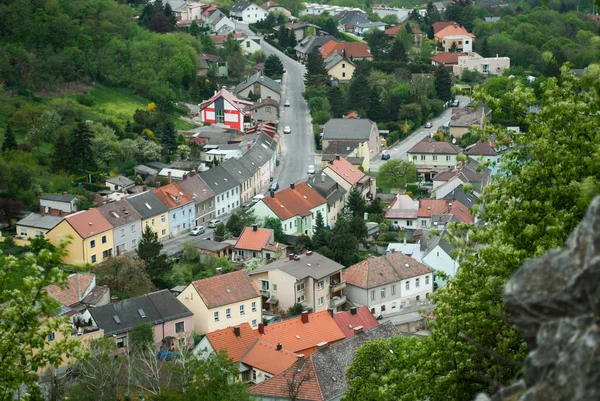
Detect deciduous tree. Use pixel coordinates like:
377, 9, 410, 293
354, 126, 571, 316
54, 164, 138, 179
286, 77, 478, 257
263, 216, 286, 243
378, 159, 417, 189
94, 255, 153, 299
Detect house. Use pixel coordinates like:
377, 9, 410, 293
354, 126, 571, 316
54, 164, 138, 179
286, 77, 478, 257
373, 5, 410, 22
234, 226, 287, 261
250, 321, 398, 401
434, 22, 475, 52
104, 175, 135, 192
198, 87, 254, 131
344, 253, 435, 317
45, 209, 113, 265
417, 198, 474, 229
210, 32, 247, 46
385, 194, 419, 230
126, 190, 170, 240
449, 107, 486, 139
321, 140, 370, 172
422, 229, 459, 287
430, 51, 468, 68
176, 270, 262, 333
301, 3, 364, 16
332, 306, 379, 338
97, 199, 142, 256
453, 53, 510, 76
213, 14, 237, 34
229, 1, 268, 23
196, 240, 232, 259
465, 140, 501, 175
249, 182, 328, 237
257, 310, 346, 355
235, 72, 281, 103
236, 140, 275, 196
407, 137, 461, 181
239, 36, 263, 55
134, 165, 158, 181
322, 119, 380, 159
294, 35, 337, 61
335, 10, 371, 32
275, 22, 321, 41
178, 173, 216, 227
320, 40, 373, 61
198, 54, 228, 77
432, 21, 457, 35
354, 21, 387, 36
152, 183, 195, 236
250, 98, 279, 122
385, 24, 424, 46
386, 241, 424, 261
40, 193, 77, 216
199, 165, 241, 217
324, 53, 355, 82
261, 1, 291, 17
44, 273, 110, 315
322, 155, 375, 201
433, 158, 492, 198
89, 289, 194, 350
221, 157, 255, 204
305, 171, 347, 228
16, 213, 63, 239
441, 184, 478, 209
477, 0, 510, 8
249, 251, 347, 314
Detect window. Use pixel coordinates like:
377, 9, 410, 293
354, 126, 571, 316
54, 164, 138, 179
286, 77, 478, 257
296, 282, 305, 292
252, 370, 257, 382
19, 227, 27, 236
425, 275, 430, 285
381, 304, 386, 311
405, 281, 410, 290
91, 254, 97, 263
120, 228, 125, 237
261, 280, 269, 291
426, 293, 430, 299
175, 321, 185, 333
406, 220, 413, 226
48, 332, 55, 341
482, 64, 490, 73
446, 155, 451, 161
317, 281, 324, 290
226, 308, 231, 319
183, 223, 186, 229
416, 278, 420, 288
131, 224, 136, 233
342, 63, 345, 68
342, 72, 346, 78
392, 302, 396, 309
161, 215, 165, 223
252, 301, 257, 312
465, 40, 470, 44
117, 336, 127, 348
252, 319, 257, 327
265, 106, 271, 113
35, 230, 43, 237
90, 240, 96, 249
102, 250, 110, 259
216, 109, 225, 123
371, 290, 375, 301
214, 311, 220, 322
162, 229, 166, 236
240, 305, 245, 315
391, 285, 396, 295
102, 235, 107, 244
264, 375, 271, 380
132, 239, 137, 247
182, 209, 185, 216
381, 288, 386, 298
371, 308, 375, 314
152, 218, 155, 227
318, 296, 324, 306
458, 41, 462, 45
272, 284, 277, 292
172, 213, 176, 220
297, 295, 305, 303
420, 155, 426, 161
433, 155, 438, 161
416, 295, 420, 301
422, 220, 427, 228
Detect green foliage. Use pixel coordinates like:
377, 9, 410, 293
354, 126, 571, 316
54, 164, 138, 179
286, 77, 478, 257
434, 64, 453, 102
225, 209, 258, 237
214, 222, 226, 238
327, 85, 346, 118
263, 216, 286, 243
131, 322, 155, 352
312, 210, 329, 249
329, 209, 360, 267
1, 123, 17, 152
288, 303, 305, 316
264, 54, 285, 79
346, 74, 372, 115
68, 122, 95, 172
305, 49, 329, 88
378, 159, 417, 189
294, 234, 313, 254
365, 29, 390, 59
137, 225, 173, 288
94, 255, 153, 299
346, 187, 366, 217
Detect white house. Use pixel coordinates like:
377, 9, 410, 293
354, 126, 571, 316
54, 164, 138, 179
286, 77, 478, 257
422, 230, 459, 287
465, 141, 502, 176
198, 165, 241, 218
372, 5, 410, 22
240, 36, 263, 55
407, 137, 461, 181
344, 253, 434, 317
385, 194, 419, 230
229, 1, 269, 23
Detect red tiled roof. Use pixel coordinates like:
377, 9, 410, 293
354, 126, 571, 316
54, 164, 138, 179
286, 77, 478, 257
432, 21, 457, 34
205, 323, 258, 363
384, 25, 402, 36
344, 253, 434, 289
435, 23, 475, 39
152, 183, 194, 209
261, 0, 282, 10
64, 209, 113, 239
250, 358, 323, 401
210, 32, 247, 46
44, 273, 94, 307
321, 42, 372, 59
257, 311, 346, 354
344, 112, 359, 119
319, 40, 338, 58
408, 137, 461, 154
417, 199, 473, 223
262, 182, 327, 221
326, 157, 365, 185
412, 27, 424, 34
192, 270, 261, 309
332, 306, 379, 338
235, 227, 273, 251
242, 340, 298, 375
430, 52, 468, 65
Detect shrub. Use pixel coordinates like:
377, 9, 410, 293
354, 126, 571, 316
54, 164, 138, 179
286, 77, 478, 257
75, 93, 94, 107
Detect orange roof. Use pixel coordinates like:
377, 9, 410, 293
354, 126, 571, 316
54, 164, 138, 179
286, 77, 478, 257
319, 39, 338, 58
332, 306, 379, 338
432, 21, 457, 34
257, 311, 345, 354
430, 52, 467, 65
384, 25, 402, 36
321, 42, 372, 59
435, 23, 475, 38
241, 340, 298, 375
250, 358, 323, 401
326, 157, 365, 185
262, 182, 327, 221
235, 227, 274, 252
44, 273, 94, 307
192, 270, 261, 309
205, 323, 258, 363
64, 209, 113, 239
417, 199, 473, 223
152, 183, 194, 209
345, 111, 359, 119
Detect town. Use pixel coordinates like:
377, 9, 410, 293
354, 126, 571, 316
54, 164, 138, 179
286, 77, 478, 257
0, 0, 599, 400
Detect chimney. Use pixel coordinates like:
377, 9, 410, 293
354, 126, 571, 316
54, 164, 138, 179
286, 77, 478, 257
216, 267, 222, 275
296, 354, 306, 370
327, 308, 333, 317
233, 326, 241, 337
390, 248, 395, 254
316, 341, 328, 350
288, 253, 294, 260
448, 202, 453, 211
183, 173, 188, 180
247, 142, 251, 150
191, 171, 196, 177
63, 192, 68, 196
335, 154, 340, 160
353, 325, 364, 334
276, 343, 282, 351
142, 185, 147, 192
321, 173, 325, 183
300, 311, 309, 324
39, 206, 45, 216
270, 190, 275, 198
110, 296, 119, 303
350, 307, 357, 315
290, 183, 295, 190
258, 323, 265, 335
168, 171, 172, 184
253, 225, 258, 231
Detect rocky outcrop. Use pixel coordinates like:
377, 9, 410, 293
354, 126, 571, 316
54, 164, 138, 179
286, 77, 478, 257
477, 197, 600, 401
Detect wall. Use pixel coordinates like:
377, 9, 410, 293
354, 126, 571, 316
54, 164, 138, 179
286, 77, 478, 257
449, 126, 469, 139
168, 203, 195, 237
268, 269, 297, 312
241, 5, 268, 23
40, 199, 76, 214
214, 186, 241, 217
151, 315, 195, 347
142, 212, 170, 241
196, 198, 215, 226
237, 83, 280, 103
422, 246, 458, 287
249, 200, 278, 228
16, 225, 50, 239
328, 59, 355, 82
437, 35, 473, 52
202, 96, 243, 131
241, 38, 263, 55
47, 222, 113, 265
453, 56, 510, 76
408, 152, 458, 168
251, 105, 279, 122
41, 323, 105, 371
112, 220, 143, 256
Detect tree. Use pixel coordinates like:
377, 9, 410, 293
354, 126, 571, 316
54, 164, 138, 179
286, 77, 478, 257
288, 303, 305, 316
365, 29, 390, 59
389, 38, 407, 62
2, 123, 17, 152
312, 211, 329, 250
225, 210, 258, 237
160, 119, 178, 151
68, 122, 95, 172
214, 222, 226, 238
378, 159, 417, 189
346, 187, 366, 217
327, 85, 346, 118
305, 49, 328, 88
367, 87, 384, 122
346, 74, 372, 115
131, 322, 155, 352
0, 243, 78, 398
294, 234, 313, 254
149, 12, 173, 33
189, 20, 201, 37
264, 54, 285, 79
322, 17, 339, 37
328, 210, 359, 266
137, 225, 173, 287
94, 255, 153, 299
434, 64, 453, 101
263, 216, 286, 243
227, 51, 248, 81
367, 197, 384, 216
200, 33, 217, 54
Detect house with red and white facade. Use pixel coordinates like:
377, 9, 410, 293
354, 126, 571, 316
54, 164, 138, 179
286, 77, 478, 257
198, 88, 254, 132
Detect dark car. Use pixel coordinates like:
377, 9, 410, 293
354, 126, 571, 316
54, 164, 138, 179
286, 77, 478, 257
381, 153, 391, 160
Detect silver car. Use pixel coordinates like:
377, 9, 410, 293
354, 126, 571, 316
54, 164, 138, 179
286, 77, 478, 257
307, 165, 315, 174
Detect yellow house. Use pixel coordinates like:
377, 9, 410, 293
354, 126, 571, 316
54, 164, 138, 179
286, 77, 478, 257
16, 213, 64, 239
325, 53, 356, 83
125, 190, 170, 240
42, 320, 104, 371
46, 209, 114, 265
177, 270, 262, 334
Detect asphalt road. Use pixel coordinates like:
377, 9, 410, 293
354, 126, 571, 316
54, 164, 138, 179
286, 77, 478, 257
370, 95, 471, 172
236, 23, 318, 189
160, 216, 231, 257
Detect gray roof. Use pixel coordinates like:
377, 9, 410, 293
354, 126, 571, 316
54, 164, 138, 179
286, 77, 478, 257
125, 191, 169, 219
97, 199, 142, 228
146, 161, 170, 170
199, 164, 240, 194
197, 239, 231, 253
311, 321, 398, 400
178, 175, 216, 205
235, 72, 281, 95
189, 126, 244, 145
230, 0, 253, 12
237, 145, 270, 175
106, 175, 135, 188
442, 184, 478, 209
17, 213, 64, 230
305, 172, 347, 205
355, 21, 387, 29
449, 107, 485, 128
323, 118, 376, 141
322, 140, 364, 160
324, 53, 352, 71
222, 157, 254, 184
88, 290, 192, 337
134, 165, 158, 176
335, 10, 370, 26
41, 193, 76, 202
423, 230, 455, 259
249, 251, 344, 280
294, 35, 337, 55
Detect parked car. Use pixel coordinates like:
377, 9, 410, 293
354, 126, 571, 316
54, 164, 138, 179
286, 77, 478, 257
284, 100, 290, 107
283, 126, 291, 134
190, 226, 205, 236
269, 182, 279, 191
253, 194, 265, 202
381, 153, 391, 160
452, 99, 460, 107
424, 122, 432, 128
241, 202, 253, 210
307, 165, 315, 174
208, 219, 222, 228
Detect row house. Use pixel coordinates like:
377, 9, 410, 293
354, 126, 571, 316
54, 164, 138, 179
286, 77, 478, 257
126, 190, 171, 240
235, 72, 281, 103
305, 171, 347, 228
153, 183, 195, 236
199, 165, 241, 218
323, 156, 375, 201
222, 158, 255, 204
97, 199, 142, 256
178, 173, 216, 227
39, 193, 78, 216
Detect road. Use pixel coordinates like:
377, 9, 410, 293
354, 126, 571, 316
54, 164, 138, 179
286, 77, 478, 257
160, 216, 231, 257
370, 95, 471, 172
237, 23, 318, 189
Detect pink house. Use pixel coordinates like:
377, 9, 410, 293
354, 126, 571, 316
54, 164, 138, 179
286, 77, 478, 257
89, 290, 194, 351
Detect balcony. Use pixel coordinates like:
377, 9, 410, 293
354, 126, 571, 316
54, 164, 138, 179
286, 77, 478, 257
330, 295, 347, 308
330, 280, 346, 292
260, 289, 270, 298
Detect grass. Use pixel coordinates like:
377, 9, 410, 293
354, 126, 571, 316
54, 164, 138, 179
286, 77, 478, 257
368, 172, 403, 194
339, 32, 365, 43
83, 85, 151, 123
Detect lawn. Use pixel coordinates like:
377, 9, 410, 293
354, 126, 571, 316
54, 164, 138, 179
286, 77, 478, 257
83, 85, 151, 123
368, 172, 402, 194
339, 32, 365, 43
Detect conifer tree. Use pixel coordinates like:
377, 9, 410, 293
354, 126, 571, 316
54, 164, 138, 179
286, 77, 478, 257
1, 123, 17, 152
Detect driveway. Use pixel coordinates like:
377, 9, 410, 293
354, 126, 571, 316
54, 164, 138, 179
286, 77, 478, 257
370, 95, 471, 172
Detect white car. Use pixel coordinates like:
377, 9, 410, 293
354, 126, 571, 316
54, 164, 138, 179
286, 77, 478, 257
307, 165, 315, 174
424, 122, 432, 128
190, 226, 205, 236
207, 219, 222, 228
285, 100, 290, 107
283, 126, 291, 134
